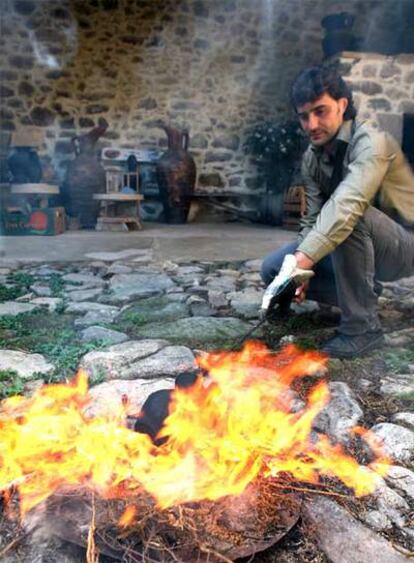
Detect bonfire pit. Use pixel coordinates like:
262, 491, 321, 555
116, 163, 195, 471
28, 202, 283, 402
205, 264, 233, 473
31, 476, 301, 562
0, 343, 399, 562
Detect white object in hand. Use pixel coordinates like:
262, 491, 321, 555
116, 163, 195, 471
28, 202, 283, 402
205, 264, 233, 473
260, 254, 314, 313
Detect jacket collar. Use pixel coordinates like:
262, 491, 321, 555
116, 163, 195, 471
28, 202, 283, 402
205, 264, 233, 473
310, 119, 354, 159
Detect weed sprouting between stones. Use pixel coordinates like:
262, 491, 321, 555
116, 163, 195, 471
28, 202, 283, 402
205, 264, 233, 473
0, 369, 25, 399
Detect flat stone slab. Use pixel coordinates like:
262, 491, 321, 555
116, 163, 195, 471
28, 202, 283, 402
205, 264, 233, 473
85, 249, 153, 261
385, 466, 414, 501
120, 345, 196, 380
62, 273, 105, 287
85, 378, 174, 419
108, 273, 177, 302
385, 328, 414, 347
67, 288, 103, 302
228, 289, 262, 319
0, 301, 39, 316
74, 309, 120, 327
205, 275, 237, 293
65, 302, 120, 315
80, 339, 169, 380
371, 423, 414, 463
30, 283, 52, 297
380, 373, 414, 397
117, 296, 189, 325
135, 316, 254, 346
0, 350, 54, 379
371, 476, 410, 528
30, 297, 63, 312
302, 496, 410, 563
391, 412, 414, 431
106, 264, 133, 275
81, 340, 195, 381
313, 381, 363, 442
80, 326, 129, 344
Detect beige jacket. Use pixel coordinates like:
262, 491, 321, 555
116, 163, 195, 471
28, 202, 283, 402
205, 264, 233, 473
297, 119, 414, 263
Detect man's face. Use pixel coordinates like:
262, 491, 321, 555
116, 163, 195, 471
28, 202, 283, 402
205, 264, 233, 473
296, 93, 348, 147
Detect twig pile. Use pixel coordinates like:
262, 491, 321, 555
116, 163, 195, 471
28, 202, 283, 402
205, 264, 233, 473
33, 475, 302, 562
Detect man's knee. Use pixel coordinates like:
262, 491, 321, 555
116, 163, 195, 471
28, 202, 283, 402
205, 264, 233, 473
261, 241, 298, 286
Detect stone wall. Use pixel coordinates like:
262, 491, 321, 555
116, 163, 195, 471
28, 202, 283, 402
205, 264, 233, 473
0, 0, 413, 193
335, 52, 414, 143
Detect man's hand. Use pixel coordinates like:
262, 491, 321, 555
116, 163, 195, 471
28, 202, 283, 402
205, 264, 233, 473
294, 251, 314, 270
260, 254, 315, 317
293, 251, 314, 303
294, 280, 309, 303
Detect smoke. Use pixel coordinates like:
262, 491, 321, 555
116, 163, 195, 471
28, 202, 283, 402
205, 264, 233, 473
20, 0, 79, 70
345, 0, 414, 55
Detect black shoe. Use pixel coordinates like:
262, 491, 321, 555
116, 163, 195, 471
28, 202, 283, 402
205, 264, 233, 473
321, 330, 385, 359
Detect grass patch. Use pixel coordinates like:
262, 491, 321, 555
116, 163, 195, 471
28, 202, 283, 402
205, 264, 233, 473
118, 310, 151, 327
0, 284, 23, 303
0, 369, 25, 398
383, 346, 414, 374
0, 271, 36, 303
35, 337, 106, 382
0, 310, 107, 383
397, 390, 414, 411
49, 273, 66, 297
7, 271, 35, 288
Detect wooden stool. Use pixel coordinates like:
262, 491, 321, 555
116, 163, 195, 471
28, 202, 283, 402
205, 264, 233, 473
93, 193, 144, 231
10, 183, 59, 209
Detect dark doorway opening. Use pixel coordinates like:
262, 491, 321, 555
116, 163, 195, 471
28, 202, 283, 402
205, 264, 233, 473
402, 113, 414, 164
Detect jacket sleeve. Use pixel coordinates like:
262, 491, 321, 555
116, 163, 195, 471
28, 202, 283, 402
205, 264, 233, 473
297, 134, 394, 263
297, 152, 324, 244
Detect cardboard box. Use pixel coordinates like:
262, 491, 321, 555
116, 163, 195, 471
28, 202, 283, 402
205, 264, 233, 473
1, 207, 66, 236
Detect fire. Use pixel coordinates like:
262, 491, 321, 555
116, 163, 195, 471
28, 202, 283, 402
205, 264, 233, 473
0, 342, 390, 519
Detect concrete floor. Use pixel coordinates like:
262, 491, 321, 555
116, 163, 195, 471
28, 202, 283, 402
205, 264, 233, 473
0, 222, 296, 263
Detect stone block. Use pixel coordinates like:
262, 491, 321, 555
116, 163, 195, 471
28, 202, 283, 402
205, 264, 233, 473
377, 113, 403, 143
362, 64, 377, 78
380, 62, 402, 79
204, 151, 233, 163
398, 100, 414, 113
0, 85, 14, 97
30, 106, 55, 126
212, 134, 240, 151
352, 81, 383, 95
368, 98, 391, 112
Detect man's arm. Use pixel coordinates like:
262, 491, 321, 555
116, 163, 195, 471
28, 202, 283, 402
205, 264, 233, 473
298, 132, 394, 264
297, 152, 324, 244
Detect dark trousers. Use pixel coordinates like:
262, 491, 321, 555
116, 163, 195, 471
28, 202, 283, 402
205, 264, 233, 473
261, 206, 414, 335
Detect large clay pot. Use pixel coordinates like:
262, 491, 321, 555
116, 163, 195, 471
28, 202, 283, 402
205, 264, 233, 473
62, 126, 107, 228
321, 12, 356, 58
156, 124, 196, 224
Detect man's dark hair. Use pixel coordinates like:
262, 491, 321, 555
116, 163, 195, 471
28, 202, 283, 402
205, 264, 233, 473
291, 65, 357, 120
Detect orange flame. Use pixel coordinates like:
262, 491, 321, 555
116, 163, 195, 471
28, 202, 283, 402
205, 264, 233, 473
0, 342, 390, 519
119, 505, 137, 528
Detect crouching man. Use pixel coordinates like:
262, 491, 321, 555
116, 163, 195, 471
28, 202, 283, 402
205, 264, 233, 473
261, 65, 414, 359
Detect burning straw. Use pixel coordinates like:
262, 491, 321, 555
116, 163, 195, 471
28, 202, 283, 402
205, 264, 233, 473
0, 342, 391, 558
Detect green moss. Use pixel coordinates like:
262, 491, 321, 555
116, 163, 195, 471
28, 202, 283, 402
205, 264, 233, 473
49, 273, 65, 297
0, 310, 106, 382
0, 369, 25, 398
0, 272, 36, 303
384, 346, 414, 374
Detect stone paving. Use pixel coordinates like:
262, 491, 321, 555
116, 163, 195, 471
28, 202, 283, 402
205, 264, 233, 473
0, 249, 413, 561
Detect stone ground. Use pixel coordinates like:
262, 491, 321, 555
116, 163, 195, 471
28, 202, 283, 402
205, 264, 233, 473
0, 243, 413, 562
